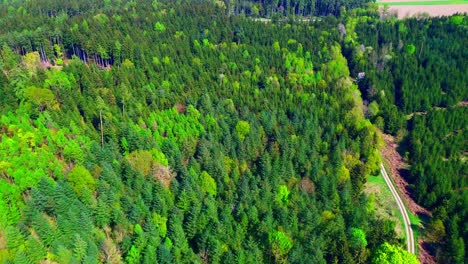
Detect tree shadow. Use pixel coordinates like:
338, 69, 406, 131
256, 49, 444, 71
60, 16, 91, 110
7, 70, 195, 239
421, 240, 438, 260
416, 212, 430, 223
397, 167, 413, 184
396, 133, 411, 158
398, 167, 422, 206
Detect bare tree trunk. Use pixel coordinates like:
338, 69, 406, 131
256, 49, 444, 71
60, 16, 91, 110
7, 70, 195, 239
100, 110, 104, 148
418, 41, 424, 59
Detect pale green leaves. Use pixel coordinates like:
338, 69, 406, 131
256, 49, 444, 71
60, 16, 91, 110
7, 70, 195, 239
154, 22, 166, 32
276, 185, 290, 205
269, 230, 293, 262
372, 243, 419, 264
67, 165, 96, 197
199, 171, 217, 196
235, 120, 250, 140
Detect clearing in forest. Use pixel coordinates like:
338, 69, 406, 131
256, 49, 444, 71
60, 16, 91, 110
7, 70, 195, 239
380, 134, 435, 263
364, 173, 405, 239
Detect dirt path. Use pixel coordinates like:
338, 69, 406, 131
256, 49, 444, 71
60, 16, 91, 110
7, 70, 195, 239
380, 163, 415, 253
381, 133, 435, 263
381, 134, 431, 216
406, 101, 468, 119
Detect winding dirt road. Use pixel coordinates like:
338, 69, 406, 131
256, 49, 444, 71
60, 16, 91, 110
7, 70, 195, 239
380, 163, 415, 254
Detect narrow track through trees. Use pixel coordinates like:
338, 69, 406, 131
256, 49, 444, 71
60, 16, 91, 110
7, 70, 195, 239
380, 163, 415, 254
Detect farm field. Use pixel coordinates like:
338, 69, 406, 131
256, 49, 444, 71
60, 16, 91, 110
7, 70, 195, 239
379, 0, 468, 17
380, 0, 466, 4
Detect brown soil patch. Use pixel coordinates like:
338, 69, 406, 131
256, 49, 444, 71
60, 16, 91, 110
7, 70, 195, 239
381, 133, 430, 216
380, 0, 442, 2
0, 229, 6, 249
381, 133, 435, 264
419, 241, 436, 264
389, 4, 468, 18
299, 177, 315, 194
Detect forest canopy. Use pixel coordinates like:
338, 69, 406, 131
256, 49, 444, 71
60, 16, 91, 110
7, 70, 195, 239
0, 0, 466, 263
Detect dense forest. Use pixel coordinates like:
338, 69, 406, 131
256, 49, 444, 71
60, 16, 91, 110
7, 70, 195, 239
0, 0, 404, 263
221, 0, 374, 17
405, 107, 467, 263
0, 0, 465, 263
344, 9, 467, 264
345, 13, 467, 134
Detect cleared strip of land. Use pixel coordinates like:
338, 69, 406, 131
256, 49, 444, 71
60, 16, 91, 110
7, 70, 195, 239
380, 163, 415, 254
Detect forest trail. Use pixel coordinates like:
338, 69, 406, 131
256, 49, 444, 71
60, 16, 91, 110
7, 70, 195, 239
380, 163, 415, 254
381, 135, 431, 216
381, 134, 435, 263
406, 100, 468, 119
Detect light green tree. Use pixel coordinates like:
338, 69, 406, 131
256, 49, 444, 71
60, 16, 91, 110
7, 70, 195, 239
0, 44, 19, 74
372, 243, 419, 264
368, 101, 379, 118
44, 69, 71, 91
235, 120, 250, 140
275, 185, 290, 205
199, 171, 217, 196
67, 165, 96, 197
405, 44, 416, 55
269, 230, 293, 263
23, 52, 41, 73
24, 87, 58, 111
154, 22, 166, 32
350, 228, 367, 249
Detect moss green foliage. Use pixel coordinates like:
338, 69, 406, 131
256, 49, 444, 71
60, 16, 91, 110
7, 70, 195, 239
150, 107, 204, 148
269, 230, 293, 262
405, 44, 416, 55
346, 10, 467, 262
276, 185, 290, 205
350, 227, 368, 248
235, 120, 251, 140
199, 171, 217, 196
0, 111, 88, 227
221, 0, 373, 16
67, 165, 96, 196
406, 107, 467, 262
449, 15, 464, 25
371, 243, 419, 264
348, 13, 467, 133
24, 87, 58, 110
154, 22, 166, 32
125, 150, 156, 176
0, 0, 441, 263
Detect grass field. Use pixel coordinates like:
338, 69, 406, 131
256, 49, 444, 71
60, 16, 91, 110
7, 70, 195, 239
409, 211, 423, 251
365, 173, 405, 240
